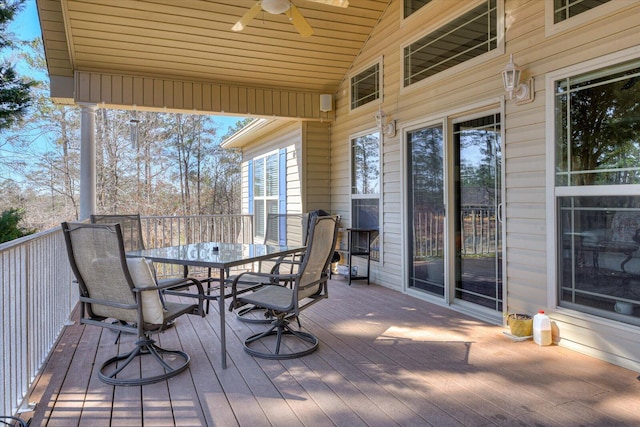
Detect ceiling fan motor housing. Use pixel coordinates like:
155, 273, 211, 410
261, 0, 291, 14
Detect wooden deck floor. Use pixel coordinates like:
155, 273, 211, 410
22, 279, 640, 426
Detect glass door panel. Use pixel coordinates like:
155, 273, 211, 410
407, 124, 445, 296
454, 114, 503, 311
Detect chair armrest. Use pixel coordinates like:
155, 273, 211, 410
157, 277, 206, 317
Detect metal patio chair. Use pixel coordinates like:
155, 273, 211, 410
90, 214, 197, 333
232, 213, 306, 323
0, 415, 28, 426
230, 215, 338, 359
62, 222, 205, 386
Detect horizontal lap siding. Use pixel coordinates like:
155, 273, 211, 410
242, 123, 331, 216
302, 122, 331, 212
242, 124, 301, 218
329, 0, 640, 370
75, 71, 332, 120
505, 0, 640, 371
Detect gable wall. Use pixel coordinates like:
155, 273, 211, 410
329, 0, 640, 370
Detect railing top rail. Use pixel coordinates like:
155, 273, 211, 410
141, 214, 252, 219
0, 225, 62, 252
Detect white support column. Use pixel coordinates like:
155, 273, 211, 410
79, 103, 98, 220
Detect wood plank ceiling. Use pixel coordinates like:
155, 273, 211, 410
37, 0, 392, 104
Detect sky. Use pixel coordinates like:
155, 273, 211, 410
11, 0, 40, 39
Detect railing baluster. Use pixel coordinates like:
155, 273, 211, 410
1, 228, 75, 417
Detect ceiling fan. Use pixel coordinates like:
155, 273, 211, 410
231, 0, 349, 37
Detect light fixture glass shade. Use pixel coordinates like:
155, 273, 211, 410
262, 0, 291, 14
501, 54, 522, 99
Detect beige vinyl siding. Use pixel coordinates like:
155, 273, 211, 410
241, 121, 331, 217
302, 122, 331, 212
38, 0, 74, 77
506, 0, 640, 370
75, 71, 332, 119
242, 124, 301, 220
285, 147, 302, 215
328, 0, 640, 370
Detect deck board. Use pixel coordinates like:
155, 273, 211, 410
22, 280, 640, 426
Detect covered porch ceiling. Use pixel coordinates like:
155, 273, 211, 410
37, 0, 392, 119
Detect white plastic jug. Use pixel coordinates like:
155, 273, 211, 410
533, 310, 552, 346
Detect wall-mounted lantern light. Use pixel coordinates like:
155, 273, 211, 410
501, 54, 534, 104
374, 106, 396, 137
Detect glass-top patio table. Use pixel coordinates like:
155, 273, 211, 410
127, 241, 306, 368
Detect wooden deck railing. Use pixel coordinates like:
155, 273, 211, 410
0, 214, 253, 418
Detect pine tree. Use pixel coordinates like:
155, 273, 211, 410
0, 0, 35, 131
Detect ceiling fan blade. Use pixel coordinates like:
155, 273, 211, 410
231, 1, 263, 32
307, 0, 349, 7
286, 4, 314, 37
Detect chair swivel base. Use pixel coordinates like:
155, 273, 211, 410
99, 337, 190, 386
243, 318, 319, 360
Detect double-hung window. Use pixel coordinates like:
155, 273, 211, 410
553, 56, 640, 326
252, 152, 280, 241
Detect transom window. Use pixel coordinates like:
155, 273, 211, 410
403, 0, 433, 19
403, 0, 497, 87
554, 57, 640, 326
553, 0, 611, 23
350, 62, 380, 110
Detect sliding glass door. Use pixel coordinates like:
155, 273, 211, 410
407, 124, 446, 296
453, 114, 503, 311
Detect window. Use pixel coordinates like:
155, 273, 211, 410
553, 0, 610, 23
403, 0, 497, 87
252, 152, 280, 241
350, 62, 380, 110
351, 132, 380, 260
404, 0, 433, 19
555, 60, 640, 186
554, 57, 640, 326
545, 0, 626, 37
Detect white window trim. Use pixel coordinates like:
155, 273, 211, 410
399, 0, 504, 95
349, 57, 384, 113
545, 46, 640, 314
544, 0, 634, 38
